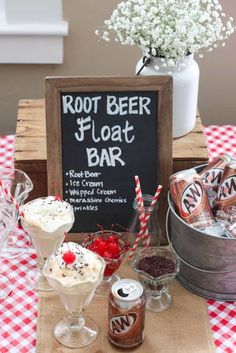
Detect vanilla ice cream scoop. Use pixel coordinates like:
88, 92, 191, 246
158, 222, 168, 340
21, 196, 74, 258
47, 242, 104, 285
44, 242, 105, 313
22, 196, 74, 233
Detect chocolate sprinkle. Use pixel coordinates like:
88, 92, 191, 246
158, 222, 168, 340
137, 255, 175, 278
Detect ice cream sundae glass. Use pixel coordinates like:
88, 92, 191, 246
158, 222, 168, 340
43, 242, 105, 348
21, 196, 74, 291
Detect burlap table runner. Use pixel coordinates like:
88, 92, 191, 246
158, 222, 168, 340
36, 260, 215, 353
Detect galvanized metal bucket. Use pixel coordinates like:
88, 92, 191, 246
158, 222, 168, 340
166, 165, 236, 301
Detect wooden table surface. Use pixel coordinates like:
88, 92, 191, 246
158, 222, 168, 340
36, 259, 215, 353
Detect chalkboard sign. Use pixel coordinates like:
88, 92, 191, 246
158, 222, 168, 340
46, 77, 172, 236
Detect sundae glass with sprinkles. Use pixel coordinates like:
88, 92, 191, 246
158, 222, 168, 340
21, 196, 74, 291
43, 242, 105, 348
132, 247, 180, 312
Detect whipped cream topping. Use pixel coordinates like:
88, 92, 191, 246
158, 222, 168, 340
47, 242, 104, 285
22, 196, 74, 233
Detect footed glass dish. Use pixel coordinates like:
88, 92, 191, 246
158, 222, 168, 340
43, 247, 105, 348
132, 247, 180, 312
83, 230, 129, 296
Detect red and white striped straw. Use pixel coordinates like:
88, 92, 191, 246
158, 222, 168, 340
128, 176, 145, 259
150, 185, 163, 210
142, 185, 163, 247
134, 176, 144, 210
0, 179, 24, 217
129, 179, 163, 258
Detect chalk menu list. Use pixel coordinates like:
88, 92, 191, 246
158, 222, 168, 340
60, 91, 158, 233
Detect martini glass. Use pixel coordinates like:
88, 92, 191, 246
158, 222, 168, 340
20, 197, 74, 291
0, 168, 33, 258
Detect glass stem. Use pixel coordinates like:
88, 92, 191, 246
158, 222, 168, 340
66, 312, 85, 330
151, 294, 161, 300
37, 255, 47, 274
103, 276, 112, 283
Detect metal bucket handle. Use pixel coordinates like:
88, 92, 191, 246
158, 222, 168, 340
166, 208, 236, 274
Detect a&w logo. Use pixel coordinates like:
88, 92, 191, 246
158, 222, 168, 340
202, 168, 223, 187
218, 175, 236, 201
110, 313, 137, 335
181, 180, 203, 217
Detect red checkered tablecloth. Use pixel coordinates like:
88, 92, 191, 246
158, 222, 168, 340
0, 135, 37, 353
0, 236, 37, 353
203, 125, 236, 161
0, 127, 236, 353
0, 135, 15, 169
208, 300, 236, 353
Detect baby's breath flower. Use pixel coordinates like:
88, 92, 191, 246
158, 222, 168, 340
96, 0, 235, 67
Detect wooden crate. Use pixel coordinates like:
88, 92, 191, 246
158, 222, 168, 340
15, 99, 208, 201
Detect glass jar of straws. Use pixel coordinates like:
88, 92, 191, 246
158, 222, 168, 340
130, 194, 161, 248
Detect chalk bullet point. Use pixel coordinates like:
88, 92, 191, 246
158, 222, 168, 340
66, 173, 69, 176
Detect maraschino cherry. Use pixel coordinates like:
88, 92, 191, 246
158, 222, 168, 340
87, 234, 120, 259
62, 251, 76, 264
54, 195, 62, 201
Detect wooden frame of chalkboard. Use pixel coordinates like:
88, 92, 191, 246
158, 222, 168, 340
45, 76, 172, 242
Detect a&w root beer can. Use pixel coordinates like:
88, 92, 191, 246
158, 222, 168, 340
108, 279, 146, 348
199, 154, 231, 190
216, 159, 236, 221
170, 169, 214, 228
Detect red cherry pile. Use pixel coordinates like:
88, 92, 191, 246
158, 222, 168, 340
87, 234, 120, 259
87, 233, 126, 277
